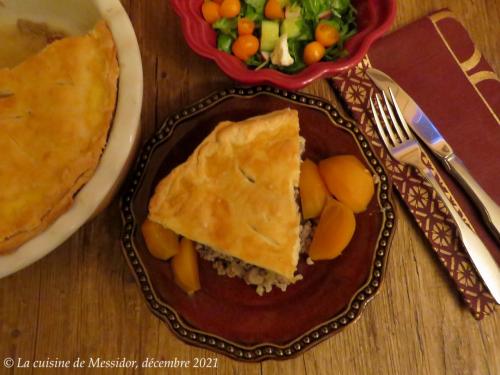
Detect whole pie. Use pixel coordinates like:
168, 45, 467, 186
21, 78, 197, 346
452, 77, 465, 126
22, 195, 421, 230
148, 109, 304, 293
0, 21, 118, 253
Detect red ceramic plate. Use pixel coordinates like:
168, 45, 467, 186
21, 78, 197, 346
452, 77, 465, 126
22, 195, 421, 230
120, 87, 396, 361
170, 0, 396, 90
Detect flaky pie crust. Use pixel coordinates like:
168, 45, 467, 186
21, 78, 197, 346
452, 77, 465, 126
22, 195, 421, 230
148, 109, 302, 279
0, 21, 119, 253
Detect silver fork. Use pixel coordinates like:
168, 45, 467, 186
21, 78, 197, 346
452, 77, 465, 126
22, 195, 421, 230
370, 89, 500, 303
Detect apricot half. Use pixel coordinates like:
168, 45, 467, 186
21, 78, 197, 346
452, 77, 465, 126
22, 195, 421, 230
141, 219, 179, 260
171, 238, 201, 295
308, 198, 356, 261
300, 159, 329, 219
318, 155, 374, 213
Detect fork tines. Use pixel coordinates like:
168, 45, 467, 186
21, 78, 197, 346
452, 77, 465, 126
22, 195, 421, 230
370, 88, 414, 147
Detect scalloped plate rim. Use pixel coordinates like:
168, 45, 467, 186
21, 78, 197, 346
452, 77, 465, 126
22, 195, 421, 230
119, 86, 396, 361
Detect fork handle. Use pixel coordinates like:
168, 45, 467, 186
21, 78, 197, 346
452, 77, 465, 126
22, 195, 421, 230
443, 154, 500, 243
419, 166, 500, 303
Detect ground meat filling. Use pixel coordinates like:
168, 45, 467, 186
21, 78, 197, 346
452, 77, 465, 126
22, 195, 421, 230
300, 220, 313, 253
195, 220, 315, 296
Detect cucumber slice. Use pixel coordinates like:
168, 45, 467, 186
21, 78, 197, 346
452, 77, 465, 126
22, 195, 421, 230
260, 20, 280, 52
280, 18, 302, 39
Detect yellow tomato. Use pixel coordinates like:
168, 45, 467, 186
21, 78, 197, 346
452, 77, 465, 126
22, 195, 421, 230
201, 1, 221, 24
220, 0, 241, 18
232, 34, 259, 61
304, 41, 325, 65
238, 18, 255, 35
264, 0, 284, 19
315, 23, 340, 47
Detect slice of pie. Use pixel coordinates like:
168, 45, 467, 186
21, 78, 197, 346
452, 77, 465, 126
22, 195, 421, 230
0, 21, 118, 253
148, 109, 304, 294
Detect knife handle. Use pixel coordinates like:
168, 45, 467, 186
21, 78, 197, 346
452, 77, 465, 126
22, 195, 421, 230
420, 167, 500, 304
442, 154, 500, 243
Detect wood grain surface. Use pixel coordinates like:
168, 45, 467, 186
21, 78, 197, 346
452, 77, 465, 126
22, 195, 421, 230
1, 1, 499, 374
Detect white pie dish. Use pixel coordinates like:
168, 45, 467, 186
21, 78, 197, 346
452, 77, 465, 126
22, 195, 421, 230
0, 0, 143, 278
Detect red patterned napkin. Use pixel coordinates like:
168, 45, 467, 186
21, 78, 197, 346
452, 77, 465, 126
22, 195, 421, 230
331, 9, 499, 319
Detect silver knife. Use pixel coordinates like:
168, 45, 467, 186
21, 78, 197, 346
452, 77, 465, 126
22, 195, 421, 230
367, 68, 500, 244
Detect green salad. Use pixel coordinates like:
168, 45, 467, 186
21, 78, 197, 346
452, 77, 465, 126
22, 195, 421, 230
202, 0, 357, 73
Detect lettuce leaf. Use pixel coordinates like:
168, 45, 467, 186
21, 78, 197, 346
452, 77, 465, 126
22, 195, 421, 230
212, 18, 238, 39
245, 0, 266, 18
301, 0, 330, 20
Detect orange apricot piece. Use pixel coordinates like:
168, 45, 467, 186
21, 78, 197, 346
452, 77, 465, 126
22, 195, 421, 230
318, 155, 374, 213
171, 238, 201, 295
141, 219, 179, 260
308, 198, 356, 261
299, 159, 329, 219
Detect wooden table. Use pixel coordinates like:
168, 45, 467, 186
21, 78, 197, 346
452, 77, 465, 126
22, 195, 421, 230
1, 1, 499, 374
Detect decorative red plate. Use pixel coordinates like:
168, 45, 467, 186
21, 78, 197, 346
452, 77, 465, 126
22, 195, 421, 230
120, 87, 396, 361
170, 0, 396, 90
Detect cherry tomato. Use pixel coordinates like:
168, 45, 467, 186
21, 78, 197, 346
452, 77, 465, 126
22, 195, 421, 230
220, 0, 241, 18
304, 41, 325, 65
212, 0, 223, 3
264, 0, 284, 20
315, 23, 340, 47
238, 18, 255, 35
202, 1, 221, 24
232, 34, 259, 61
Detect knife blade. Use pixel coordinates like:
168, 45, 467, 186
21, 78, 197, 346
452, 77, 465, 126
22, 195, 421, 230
366, 68, 500, 243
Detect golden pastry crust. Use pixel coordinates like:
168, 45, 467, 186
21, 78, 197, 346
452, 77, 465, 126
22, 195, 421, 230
0, 21, 119, 253
149, 109, 302, 279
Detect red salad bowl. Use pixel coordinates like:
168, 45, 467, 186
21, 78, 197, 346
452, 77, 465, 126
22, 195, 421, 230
170, 0, 396, 90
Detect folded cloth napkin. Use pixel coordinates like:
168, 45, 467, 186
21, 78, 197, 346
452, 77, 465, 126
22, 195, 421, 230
331, 9, 499, 319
